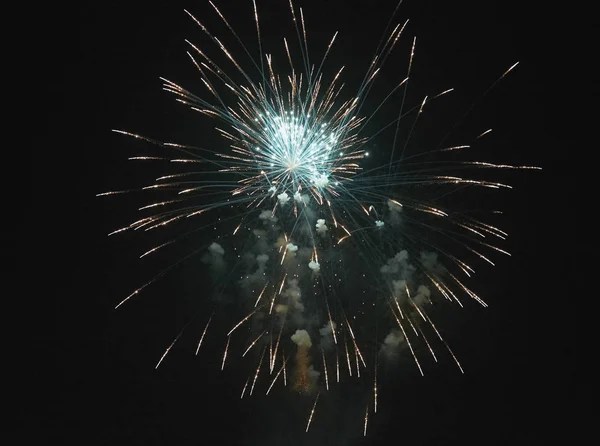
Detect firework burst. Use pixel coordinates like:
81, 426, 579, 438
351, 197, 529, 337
99, 0, 539, 435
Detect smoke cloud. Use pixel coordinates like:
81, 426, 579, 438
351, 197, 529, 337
202, 242, 226, 271
315, 218, 328, 235
308, 260, 320, 272
319, 321, 337, 351
380, 329, 405, 360
277, 192, 290, 205
291, 329, 315, 393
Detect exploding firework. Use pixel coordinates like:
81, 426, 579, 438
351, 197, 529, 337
100, 0, 539, 435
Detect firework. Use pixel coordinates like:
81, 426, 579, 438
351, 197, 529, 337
100, 0, 539, 436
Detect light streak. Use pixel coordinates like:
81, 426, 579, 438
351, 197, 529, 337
306, 392, 320, 432
221, 335, 231, 370
250, 346, 266, 395
195, 315, 213, 355
241, 377, 249, 399
321, 346, 329, 390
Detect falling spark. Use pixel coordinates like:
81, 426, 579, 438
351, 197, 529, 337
306, 392, 320, 432
321, 346, 329, 390
241, 377, 249, 399
391, 304, 423, 376
221, 335, 231, 370
155, 331, 183, 370
227, 308, 261, 336
283, 350, 288, 386
266, 357, 287, 395
374, 361, 378, 413
250, 346, 266, 395
243, 330, 267, 357
270, 325, 283, 372
345, 339, 352, 377
255, 282, 269, 307
195, 314, 213, 355
426, 313, 464, 373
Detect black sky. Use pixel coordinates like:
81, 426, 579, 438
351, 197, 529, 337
35, 1, 576, 444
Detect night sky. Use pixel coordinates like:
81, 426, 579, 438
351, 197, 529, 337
36, 0, 575, 444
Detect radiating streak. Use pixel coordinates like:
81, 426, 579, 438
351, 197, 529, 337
255, 282, 269, 307
345, 339, 352, 377
279, 273, 288, 294
306, 392, 320, 432
283, 350, 288, 386
115, 237, 224, 309
449, 273, 488, 307
408, 296, 427, 322
250, 346, 266, 395
269, 332, 273, 369
269, 290, 278, 314
266, 357, 287, 395
374, 361, 378, 413
418, 326, 438, 362
425, 313, 464, 373
337, 235, 350, 244
221, 335, 231, 370
140, 239, 178, 258
406, 314, 420, 337
390, 304, 423, 376
155, 329, 185, 369
241, 377, 250, 399
243, 330, 267, 357
270, 324, 283, 372
321, 347, 329, 390
325, 300, 337, 345
195, 314, 213, 355
227, 308, 261, 336
477, 129, 492, 138
128, 156, 165, 160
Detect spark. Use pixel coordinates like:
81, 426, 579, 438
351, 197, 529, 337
250, 346, 266, 395
266, 356, 287, 395
241, 377, 249, 399
155, 330, 184, 370
345, 338, 352, 377
426, 313, 464, 373
270, 324, 283, 372
283, 349, 288, 386
221, 335, 231, 370
321, 346, 329, 390
390, 304, 423, 376
227, 308, 261, 336
255, 282, 269, 307
374, 360, 378, 413
306, 392, 320, 432
195, 314, 213, 355
243, 330, 267, 357
418, 326, 438, 362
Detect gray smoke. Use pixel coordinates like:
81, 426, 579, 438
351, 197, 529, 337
202, 242, 226, 271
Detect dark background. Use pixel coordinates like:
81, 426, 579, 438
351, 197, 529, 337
35, 0, 575, 444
